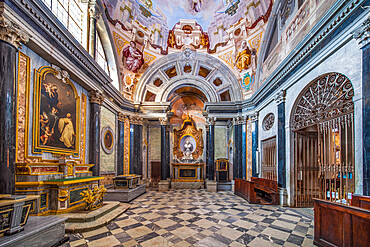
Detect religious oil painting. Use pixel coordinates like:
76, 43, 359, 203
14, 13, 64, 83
33, 66, 80, 156
101, 126, 115, 154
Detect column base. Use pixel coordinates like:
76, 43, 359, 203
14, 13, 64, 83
158, 180, 170, 192
279, 187, 288, 206
231, 180, 235, 192
206, 180, 217, 192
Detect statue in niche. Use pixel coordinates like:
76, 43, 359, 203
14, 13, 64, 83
234, 40, 252, 72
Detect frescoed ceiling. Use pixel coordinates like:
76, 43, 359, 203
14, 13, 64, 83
102, 0, 273, 101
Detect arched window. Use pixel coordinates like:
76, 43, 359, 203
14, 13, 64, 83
41, 0, 86, 44
96, 34, 110, 75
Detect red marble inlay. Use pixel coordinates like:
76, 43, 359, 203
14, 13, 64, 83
31, 167, 58, 173
75, 167, 88, 172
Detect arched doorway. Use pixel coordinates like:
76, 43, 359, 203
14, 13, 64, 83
291, 72, 355, 207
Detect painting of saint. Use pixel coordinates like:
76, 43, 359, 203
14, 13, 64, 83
34, 67, 79, 154
104, 131, 113, 150
234, 40, 252, 72
122, 41, 144, 73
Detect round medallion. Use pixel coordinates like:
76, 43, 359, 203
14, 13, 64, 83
101, 126, 115, 154
262, 113, 275, 131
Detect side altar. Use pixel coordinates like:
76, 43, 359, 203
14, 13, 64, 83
171, 116, 205, 189
14, 158, 104, 215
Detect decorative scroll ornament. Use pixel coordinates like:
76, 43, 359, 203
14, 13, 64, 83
89, 90, 104, 104
173, 115, 204, 160
0, 14, 29, 48
262, 113, 275, 131
275, 89, 286, 104
353, 16, 370, 48
80, 185, 107, 211
206, 117, 215, 126
249, 112, 258, 122
292, 73, 354, 131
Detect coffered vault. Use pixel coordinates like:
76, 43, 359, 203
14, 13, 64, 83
134, 49, 243, 103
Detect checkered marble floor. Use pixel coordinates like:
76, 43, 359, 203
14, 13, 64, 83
65, 190, 314, 247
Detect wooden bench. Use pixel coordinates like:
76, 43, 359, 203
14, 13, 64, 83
352, 194, 370, 210
234, 178, 278, 205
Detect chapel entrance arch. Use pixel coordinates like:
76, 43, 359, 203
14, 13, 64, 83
290, 72, 355, 207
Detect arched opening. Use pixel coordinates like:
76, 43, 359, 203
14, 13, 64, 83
291, 73, 355, 207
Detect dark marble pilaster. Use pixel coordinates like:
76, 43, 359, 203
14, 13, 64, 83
89, 91, 104, 177
251, 114, 258, 177
242, 119, 247, 179
117, 113, 125, 176
129, 116, 143, 175
205, 125, 209, 179
160, 118, 168, 180
233, 117, 243, 179
0, 41, 17, 194
207, 118, 215, 181
276, 91, 286, 188
165, 125, 170, 179
362, 42, 370, 195
353, 19, 370, 195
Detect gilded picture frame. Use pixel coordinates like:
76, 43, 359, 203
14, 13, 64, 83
32, 66, 80, 157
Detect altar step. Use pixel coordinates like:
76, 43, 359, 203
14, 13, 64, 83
62, 201, 130, 233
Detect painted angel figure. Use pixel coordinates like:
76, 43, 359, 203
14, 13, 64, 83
192, 0, 203, 12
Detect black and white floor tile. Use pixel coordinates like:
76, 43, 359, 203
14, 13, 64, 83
65, 190, 314, 247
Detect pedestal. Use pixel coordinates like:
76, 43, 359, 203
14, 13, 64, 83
105, 184, 146, 202
206, 180, 217, 192
158, 180, 170, 192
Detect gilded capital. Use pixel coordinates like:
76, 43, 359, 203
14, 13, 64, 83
159, 117, 168, 125
130, 115, 143, 125
0, 14, 29, 49
206, 117, 215, 126
118, 112, 126, 122
89, 90, 104, 104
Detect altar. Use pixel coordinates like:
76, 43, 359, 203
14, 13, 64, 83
170, 115, 205, 189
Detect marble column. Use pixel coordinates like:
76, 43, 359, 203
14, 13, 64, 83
160, 117, 168, 180
241, 117, 247, 180
207, 117, 215, 180
276, 90, 286, 188
117, 113, 125, 176
129, 116, 143, 175
89, 91, 104, 177
354, 18, 370, 195
251, 113, 258, 178
0, 14, 29, 194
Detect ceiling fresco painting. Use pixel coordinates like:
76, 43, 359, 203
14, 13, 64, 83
102, 0, 273, 101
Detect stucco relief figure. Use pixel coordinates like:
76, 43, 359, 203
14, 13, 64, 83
58, 113, 75, 148
192, 0, 203, 12
234, 40, 252, 72
168, 30, 176, 48
122, 41, 144, 73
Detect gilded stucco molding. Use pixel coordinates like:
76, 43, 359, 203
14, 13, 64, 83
0, 13, 29, 48
353, 15, 370, 48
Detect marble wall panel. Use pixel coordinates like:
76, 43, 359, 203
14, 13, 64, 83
215, 126, 227, 159
100, 106, 116, 172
